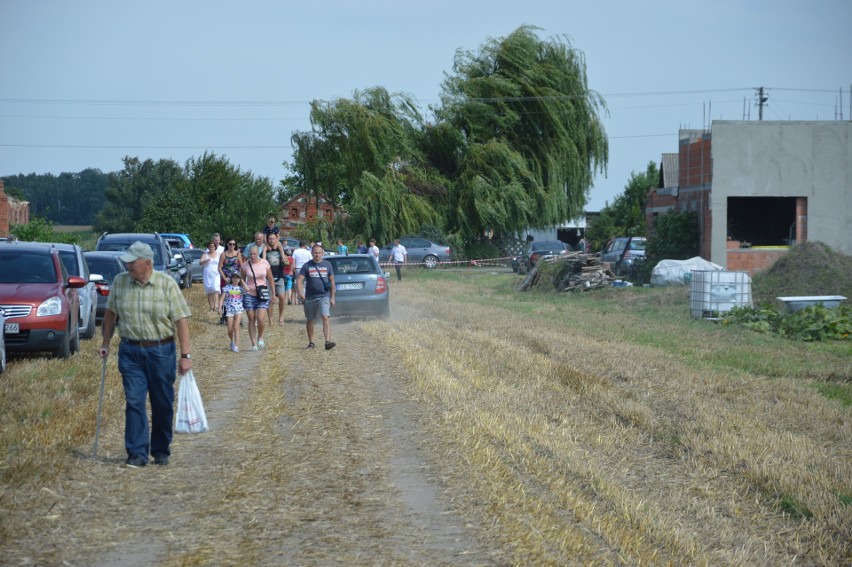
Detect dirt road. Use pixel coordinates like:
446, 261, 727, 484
5, 284, 503, 566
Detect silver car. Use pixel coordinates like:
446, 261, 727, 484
182, 248, 205, 282
325, 254, 390, 318
600, 236, 647, 277
380, 237, 452, 269
38, 242, 100, 339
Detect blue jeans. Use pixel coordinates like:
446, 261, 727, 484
118, 340, 177, 459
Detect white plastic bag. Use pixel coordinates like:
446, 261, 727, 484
175, 370, 208, 434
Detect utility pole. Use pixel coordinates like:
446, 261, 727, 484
756, 87, 768, 121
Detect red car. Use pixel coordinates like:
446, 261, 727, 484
0, 242, 86, 359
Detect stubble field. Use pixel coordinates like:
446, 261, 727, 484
1, 267, 850, 565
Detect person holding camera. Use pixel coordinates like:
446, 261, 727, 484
296, 244, 336, 350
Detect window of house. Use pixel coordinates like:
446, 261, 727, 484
727, 197, 799, 246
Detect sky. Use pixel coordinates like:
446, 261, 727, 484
1, 0, 850, 211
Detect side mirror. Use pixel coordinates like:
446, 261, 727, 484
89, 273, 104, 283
384, 272, 391, 279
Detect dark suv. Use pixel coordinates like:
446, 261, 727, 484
0, 242, 86, 359
95, 232, 182, 287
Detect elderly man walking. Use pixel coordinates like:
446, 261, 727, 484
98, 241, 192, 468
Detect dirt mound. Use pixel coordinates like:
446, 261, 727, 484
751, 241, 852, 306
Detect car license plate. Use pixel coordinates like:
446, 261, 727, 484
337, 282, 364, 291
4, 323, 19, 334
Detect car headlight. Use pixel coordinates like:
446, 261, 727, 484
37, 296, 63, 317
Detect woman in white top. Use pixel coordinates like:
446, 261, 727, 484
200, 241, 222, 311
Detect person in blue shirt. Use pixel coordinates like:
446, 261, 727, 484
336, 239, 348, 256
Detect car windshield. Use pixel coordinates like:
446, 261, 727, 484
58, 250, 80, 276
629, 239, 647, 251
531, 241, 565, 251
0, 251, 57, 283
86, 258, 122, 280
327, 258, 375, 274
99, 243, 163, 265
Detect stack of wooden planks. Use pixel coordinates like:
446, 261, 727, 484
518, 253, 615, 292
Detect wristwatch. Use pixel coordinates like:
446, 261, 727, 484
180, 353, 191, 359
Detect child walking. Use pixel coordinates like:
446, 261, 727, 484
222, 273, 247, 352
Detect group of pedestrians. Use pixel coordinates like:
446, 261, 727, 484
98, 220, 403, 469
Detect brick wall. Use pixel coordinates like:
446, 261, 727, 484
0, 181, 9, 236
726, 242, 788, 275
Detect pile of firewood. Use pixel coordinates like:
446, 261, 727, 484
517, 253, 615, 292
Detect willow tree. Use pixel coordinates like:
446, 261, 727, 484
437, 25, 608, 239
289, 87, 424, 207
344, 170, 440, 246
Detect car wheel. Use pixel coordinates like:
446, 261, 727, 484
82, 309, 96, 340
422, 255, 439, 269
55, 322, 72, 359
379, 304, 390, 320
70, 323, 80, 355
518, 262, 527, 275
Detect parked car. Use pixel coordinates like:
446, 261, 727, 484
380, 237, 452, 269
182, 248, 206, 283
514, 240, 573, 274
325, 254, 390, 318
0, 242, 86, 359
600, 236, 647, 277
165, 242, 193, 289
95, 232, 182, 287
37, 242, 99, 339
83, 251, 127, 324
160, 232, 195, 249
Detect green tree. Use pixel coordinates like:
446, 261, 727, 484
289, 87, 425, 207
137, 152, 278, 245
437, 25, 608, 239
11, 217, 56, 242
95, 157, 184, 233
588, 161, 658, 251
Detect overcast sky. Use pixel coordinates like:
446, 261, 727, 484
1, 0, 850, 211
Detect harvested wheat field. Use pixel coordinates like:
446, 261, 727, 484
1, 267, 850, 566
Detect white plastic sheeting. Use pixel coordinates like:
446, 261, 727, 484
650, 257, 724, 286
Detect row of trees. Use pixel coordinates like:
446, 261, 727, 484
2, 169, 107, 225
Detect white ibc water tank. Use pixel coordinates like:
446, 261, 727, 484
690, 271, 752, 319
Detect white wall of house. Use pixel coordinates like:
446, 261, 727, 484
711, 121, 852, 264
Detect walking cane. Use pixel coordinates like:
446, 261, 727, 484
92, 356, 107, 458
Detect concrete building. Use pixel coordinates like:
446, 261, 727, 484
645, 121, 851, 274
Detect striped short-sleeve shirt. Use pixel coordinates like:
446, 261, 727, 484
106, 269, 191, 341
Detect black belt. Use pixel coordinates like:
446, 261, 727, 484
123, 336, 175, 347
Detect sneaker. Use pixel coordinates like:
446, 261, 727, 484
229, 341, 235, 351
258, 339, 266, 349
126, 455, 147, 468
305, 342, 315, 349
152, 453, 169, 466
325, 341, 336, 351
233, 345, 239, 353
250, 345, 259, 351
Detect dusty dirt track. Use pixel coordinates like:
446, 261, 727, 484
3, 272, 850, 566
